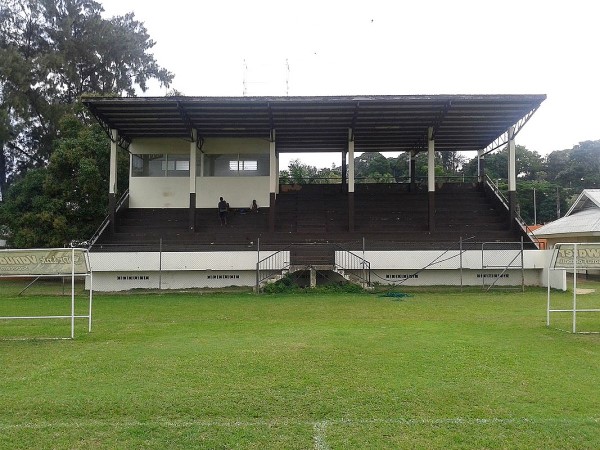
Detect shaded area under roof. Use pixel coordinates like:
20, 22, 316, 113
83, 94, 546, 153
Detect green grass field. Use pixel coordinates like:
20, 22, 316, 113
1, 281, 599, 449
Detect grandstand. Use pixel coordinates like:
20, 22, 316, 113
83, 94, 553, 291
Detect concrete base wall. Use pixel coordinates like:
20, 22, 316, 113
87, 249, 564, 292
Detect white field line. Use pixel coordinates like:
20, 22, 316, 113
313, 420, 330, 450
1, 416, 598, 431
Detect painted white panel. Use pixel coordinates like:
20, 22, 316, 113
162, 251, 262, 270
90, 251, 277, 272
90, 252, 161, 271
197, 176, 269, 208
128, 137, 270, 209
369, 269, 541, 286
363, 250, 548, 271
89, 271, 257, 291
129, 177, 188, 208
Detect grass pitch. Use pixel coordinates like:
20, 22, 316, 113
1, 281, 599, 449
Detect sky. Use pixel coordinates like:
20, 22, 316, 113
100, 0, 599, 169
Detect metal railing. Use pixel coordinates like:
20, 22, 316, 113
87, 189, 129, 249
334, 243, 371, 287
484, 176, 542, 249
256, 245, 291, 289
255, 241, 371, 289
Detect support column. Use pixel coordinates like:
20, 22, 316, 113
276, 152, 280, 194
200, 151, 204, 178
189, 130, 197, 232
348, 129, 355, 232
341, 149, 347, 192
477, 149, 485, 190
269, 130, 276, 232
508, 125, 517, 229
427, 127, 435, 232
409, 150, 416, 192
109, 129, 118, 233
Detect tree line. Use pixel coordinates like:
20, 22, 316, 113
281, 140, 600, 226
1, 1, 599, 247
0, 0, 171, 246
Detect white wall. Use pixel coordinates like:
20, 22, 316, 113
89, 249, 554, 291
128, 137, 271, 209
129, 138, 190, 208
129, 177, 189, 208
198, 137, 270, 208
90, 251, 262, 272
197, 177, 269, 208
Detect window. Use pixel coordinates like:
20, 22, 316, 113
203, 153, 269, 176
132, 154, 190, 177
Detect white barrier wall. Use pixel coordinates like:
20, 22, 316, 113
89, 249, 555, 291
89, 251, 269, 291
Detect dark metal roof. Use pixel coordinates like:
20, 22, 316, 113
83, 94, 546, 153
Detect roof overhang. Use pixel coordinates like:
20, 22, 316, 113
82, 94, 546, 154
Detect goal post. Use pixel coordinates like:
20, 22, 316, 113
547, 243, 600, 333
0, 247, 93, 339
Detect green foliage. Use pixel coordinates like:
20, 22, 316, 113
516, 180, 568, 224
0, 116, 127, 247
549, 140, 600, 191
262, 273, 365, 294
0, 0, 173, 197
279, 159, 341, 184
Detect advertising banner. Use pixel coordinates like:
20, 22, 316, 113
0, 249, 88, 275
552, 243, 600, 269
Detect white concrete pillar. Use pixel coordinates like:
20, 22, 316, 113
508, 125, 517, 229
348, 128, 355, 232
269, 134, 277, 194
269, 130, 277, 231
189, 130, 198, 231
276, 152, 280, 194
427, 127, 435, 192
508, 126, 516, 192
348, 129, 355, 193
109, 129, 119, 233
427, 127, 435, 232
109, 129, 118, 195
190, 130, 197, 194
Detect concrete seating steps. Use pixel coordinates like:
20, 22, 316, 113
92, 183, 527, 252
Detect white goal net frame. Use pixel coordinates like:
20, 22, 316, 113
0, 247, 93, 339
547, 243, 600, 333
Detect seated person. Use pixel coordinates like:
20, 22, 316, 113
218, 197, 228, 225
250, 199, 259, 213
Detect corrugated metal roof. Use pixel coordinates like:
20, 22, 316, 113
82, 94, 546, 153
535, 190, 600, 237
566, 189, 600, 216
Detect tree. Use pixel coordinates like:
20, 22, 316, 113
515, 180, 568, 225
0, 115, 128, 247
462, 145, 543, 181
440, 151, 466, 175
354, 152, 393, 182
0, 0, 173, 198
550, 140, 600, 191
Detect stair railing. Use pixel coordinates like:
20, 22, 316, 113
333, 243, 371, 287
256, 245, 291, 289
87, 189, 129, 249
484, 176, 542, 249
